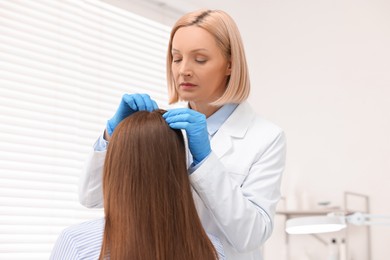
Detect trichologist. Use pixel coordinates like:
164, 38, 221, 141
79, 9, 286, 260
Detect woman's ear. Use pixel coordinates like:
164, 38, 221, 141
226, 61, 232, 75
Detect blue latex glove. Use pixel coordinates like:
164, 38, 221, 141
107, 93, 158, 136
163, 108, 211, 165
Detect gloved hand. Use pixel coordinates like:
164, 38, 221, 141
107, 93, 158, 136
163, 108, 211, 165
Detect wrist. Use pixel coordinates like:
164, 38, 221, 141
106, 119, 115, 136
104, 128, 111, 142
193, 150, 211, 166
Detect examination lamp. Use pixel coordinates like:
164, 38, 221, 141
286, 212, 390, 234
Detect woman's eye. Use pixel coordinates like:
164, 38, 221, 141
173, 59, 182, 63
196, 59, 207, 64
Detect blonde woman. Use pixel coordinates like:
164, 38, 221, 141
79, 10, 286, 260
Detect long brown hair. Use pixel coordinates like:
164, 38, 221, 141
99, 110, 218, 260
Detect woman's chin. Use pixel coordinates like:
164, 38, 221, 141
178, 93, 196, 102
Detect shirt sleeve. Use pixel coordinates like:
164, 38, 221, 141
50, 230, 80, 260
187, 153, 210, 174
94, 132, 108, 152
78, 132, 107, 208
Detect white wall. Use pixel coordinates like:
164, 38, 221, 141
234, 1, 390, 259
105, 1, 390, 259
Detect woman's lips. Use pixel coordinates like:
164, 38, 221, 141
180, 83, 197, 90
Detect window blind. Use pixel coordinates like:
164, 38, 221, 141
0, 0, 171, 258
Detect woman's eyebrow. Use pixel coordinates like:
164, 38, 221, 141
191, 48, 209, 53
171, 48, 209, 53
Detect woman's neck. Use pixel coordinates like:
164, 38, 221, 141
189, 102, 221, 118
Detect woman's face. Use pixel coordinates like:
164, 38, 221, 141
171, 26, 231, 105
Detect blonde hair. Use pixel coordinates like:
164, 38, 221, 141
166, 9, 250, 106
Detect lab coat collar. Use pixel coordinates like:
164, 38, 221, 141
218, 101, 254, 138
211, 101, 255, 158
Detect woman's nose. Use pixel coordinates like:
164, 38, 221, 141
180, 70, 193, 77
179, 61, 193, 77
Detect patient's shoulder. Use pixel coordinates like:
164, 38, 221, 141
51, 218, 104, 259
207, 233, 225, 260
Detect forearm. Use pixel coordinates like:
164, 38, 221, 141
190, 132, 286, 252
190, 153, 274, 252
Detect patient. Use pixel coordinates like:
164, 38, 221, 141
50, 110, 224, 260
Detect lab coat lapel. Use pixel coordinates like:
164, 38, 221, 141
211, 102, 254, 159
211, 129, 232, 159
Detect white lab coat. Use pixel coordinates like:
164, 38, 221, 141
79, 101, 286, 260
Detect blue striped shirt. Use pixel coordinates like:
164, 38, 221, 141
50, 218, 225, 260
